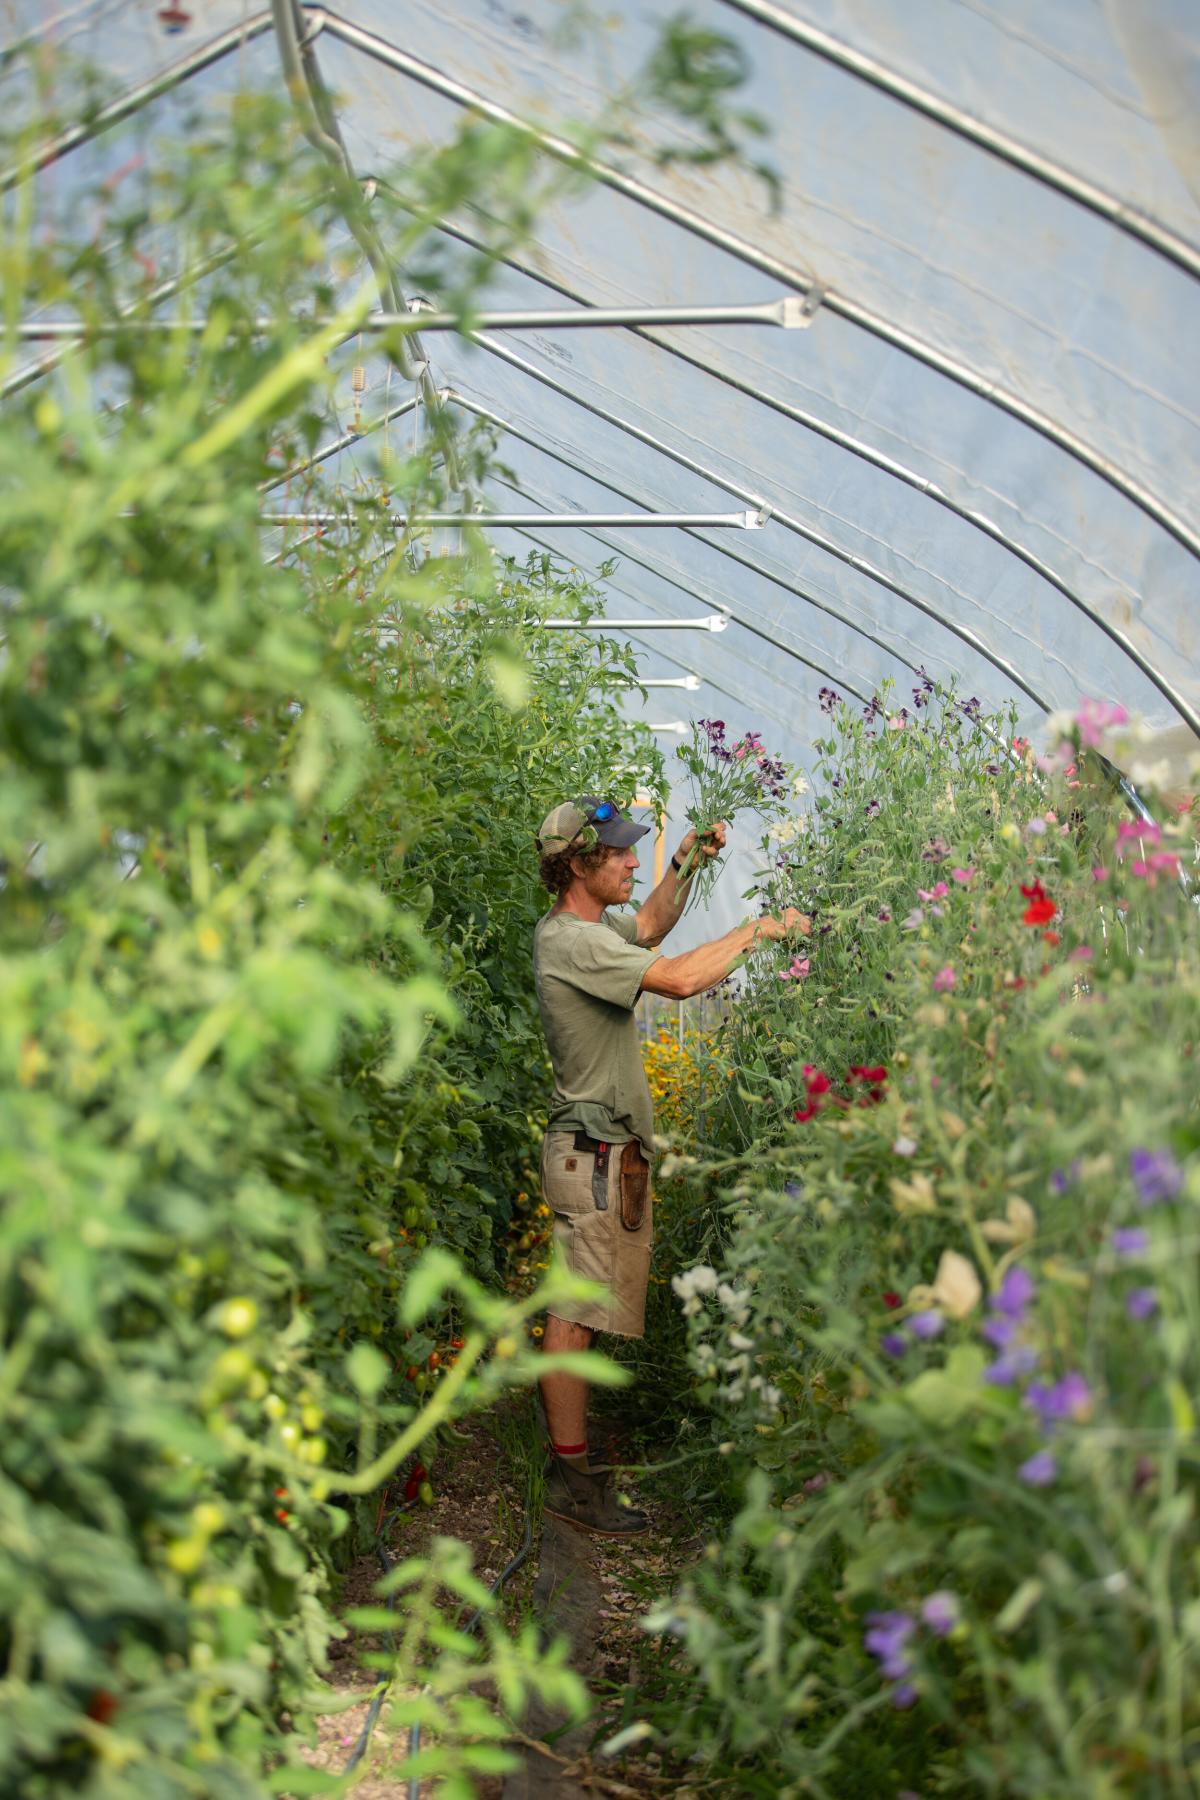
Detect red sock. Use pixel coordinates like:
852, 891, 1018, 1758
552, 1440, 588, 1467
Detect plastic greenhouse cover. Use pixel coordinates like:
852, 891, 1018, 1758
4, 0, 1198, 943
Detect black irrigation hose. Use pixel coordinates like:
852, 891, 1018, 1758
340, 1467, 537, 1788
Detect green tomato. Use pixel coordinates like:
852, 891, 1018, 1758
279, 1422, 301, 1452
300, 1403, 323, 1432
191, 1502, 224, 1537
263, 1392, 287, 1421
417, 1481, 434, 1508
166, 1535, 207, 1576
214, 1297, 258, 1339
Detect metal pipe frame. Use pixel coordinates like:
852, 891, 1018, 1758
0, 9, 285, 193
434, 217, 1200, 738
501, 479, 872, 704
716, 0, 1200, 284
318, 7, 1200, 566
260, 507, 767, 529
447, 386, 1050, 711
542, 616, 726, 631
12, 297, 806, 337
6, 6, 1195, 566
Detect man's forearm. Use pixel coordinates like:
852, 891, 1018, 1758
642, 919, 762, 999
636, 856, 693, 946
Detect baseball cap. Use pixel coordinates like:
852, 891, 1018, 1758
536, 795, 650, 854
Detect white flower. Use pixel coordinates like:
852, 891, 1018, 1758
729, 1331, 754, 1351
792, 771, 810, 796
760, 1383, 782, 1409
717, 1282, 750, 1311
672, 1264, 719, 1302
892, 1134, 918, 1157
769, 816, 805, 845
1129, 758, 1173, 791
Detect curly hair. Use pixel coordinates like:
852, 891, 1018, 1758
537, 837, 616, 899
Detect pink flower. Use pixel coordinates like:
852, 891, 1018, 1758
917, 881, 949, 902
933, 966, 956, 992
1076, 699, 1128, 749
1091, 866, 1109, 882
1068, 945, 1094, 962
1117, 819, 1161, 852
951, 867, 975, 885
777, 955, 811, 981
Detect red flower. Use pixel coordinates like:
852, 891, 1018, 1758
883, 1291, 902, 1310
794, 1102, 821, 1123
848, 1065, 887, 1084
802, 1064, 831, 1096
1042, 929, 1060, 946
86, 1690, 120, 1726
1020, 879, 1056, 926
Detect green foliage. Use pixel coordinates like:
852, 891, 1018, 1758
0, 87, 666, 1798
642, 682, 1200, 1797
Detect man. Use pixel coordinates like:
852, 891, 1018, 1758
532, 795, 809, 1536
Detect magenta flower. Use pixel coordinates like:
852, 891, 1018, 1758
1068, 945, 1094, 962
951, 866, 975, 884
1091, 865, 1109, 882
918, 881, 950, 902
901, 908, 924, 930
877, 907, 892, 922
1018, 1449, 1058, 1487
777, 955, 812, 982
932, 966, 956, 993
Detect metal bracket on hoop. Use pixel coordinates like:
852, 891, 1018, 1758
746, 503, 773, 530
780, 288, 825, 328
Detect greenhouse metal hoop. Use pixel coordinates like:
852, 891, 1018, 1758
431, 219, 1200, 740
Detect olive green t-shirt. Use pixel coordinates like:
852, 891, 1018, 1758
533, 908, 660, 1159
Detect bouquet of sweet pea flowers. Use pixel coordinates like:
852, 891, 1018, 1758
674, 717, 797, 906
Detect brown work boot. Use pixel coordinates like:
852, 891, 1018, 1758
543, 1455, 649, 1538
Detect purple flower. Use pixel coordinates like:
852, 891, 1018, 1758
881, 1332, 909, 1359
909, 1310, 945, 1340
981, 1315, 1017, 1349
961, 697, 982, 721
1112, 1226, 1149, 1257
984, 1346, 1039, 1386
920, 1591, 958, 1637
993, 1266, 1035, 1318
818, 686, 842, 714
877, 907, 892, 922
1026, 1371, 1091, 1426
891, 1682, 918, 1709
1127, 1286, 1158, 1321
1130, 1148, 1183, 1208
864, 799, 882, 818
1018, 1449, 1058, 1487
1051, 1160, 1082, 1195
864, 1611, 915, 1680
901, 907, 924, 930
921, 837, 951, 863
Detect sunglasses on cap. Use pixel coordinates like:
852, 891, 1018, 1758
579, 799, 618, 824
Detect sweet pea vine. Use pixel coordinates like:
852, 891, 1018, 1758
675, 718, 796, 904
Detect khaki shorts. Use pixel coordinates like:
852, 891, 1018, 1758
540, 1131, 653, 1338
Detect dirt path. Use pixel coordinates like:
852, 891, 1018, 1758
296, 1408, 705, 1798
